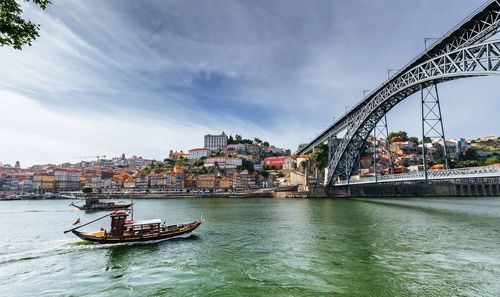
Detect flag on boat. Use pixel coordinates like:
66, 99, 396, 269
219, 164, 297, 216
72, 218, 80, 225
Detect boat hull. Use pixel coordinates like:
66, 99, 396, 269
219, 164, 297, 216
72, 220, 203, 244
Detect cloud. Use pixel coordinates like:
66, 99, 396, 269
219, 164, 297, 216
0, 91, 200, 165
0, 0, 497, 166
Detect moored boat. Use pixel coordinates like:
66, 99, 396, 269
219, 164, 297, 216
70, 198, 132, 211
65, 210, 204, 243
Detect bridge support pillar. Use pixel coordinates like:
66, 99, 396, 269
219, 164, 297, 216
327, 135, 337, 164
326, 135, 336, 185
421, 84, 449, 180
372, 114, 394, 182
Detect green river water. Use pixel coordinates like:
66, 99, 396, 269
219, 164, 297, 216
1, 197, 500, 296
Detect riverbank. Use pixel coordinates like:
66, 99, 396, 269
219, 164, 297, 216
0, 189, 276, 200
3, 182, 500, 200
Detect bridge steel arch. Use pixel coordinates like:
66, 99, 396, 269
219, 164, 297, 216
326, 40, 500, 185
298, 1, 500, 157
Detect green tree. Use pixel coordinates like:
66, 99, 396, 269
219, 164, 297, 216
235, 134, 242, 143
459, 148, 479, 161
484, 156, 500, 166
262, 141, 270, 147
462, 160, 480, 167
0, 0, 51, 50
82, 186, 93, 194
265, 165, 275, 170
420, 136, 431, 144
164, 158, 175, 165
242, 159, 254, 172
313, 144, 328, 169
254, 138, 262, 144
408, 136, 419, 144
388, 131, 409, 142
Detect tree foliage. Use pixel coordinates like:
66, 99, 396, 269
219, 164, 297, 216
230, 134, 269, 146
0, 0, 51, 50
459, 148, 479, 161
241, 159, 254, 172
408, 136, 419, 144
388, 131, 409, 142
265, 165, 276, 171
421, 136, 432, 144
164, 158, 175, 165
461, 160, 481, 167
82, 186, 93, 194
484, 156, 500, 166
313, 144, 329, 169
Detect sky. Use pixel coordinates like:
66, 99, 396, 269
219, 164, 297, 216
1, 0, 499, 167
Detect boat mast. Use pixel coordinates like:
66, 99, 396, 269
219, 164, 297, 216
63, 212, 112, 233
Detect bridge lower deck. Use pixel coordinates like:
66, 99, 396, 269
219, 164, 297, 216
308, 182, 500, 198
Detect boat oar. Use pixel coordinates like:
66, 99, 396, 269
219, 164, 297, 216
63, 212, 112, 234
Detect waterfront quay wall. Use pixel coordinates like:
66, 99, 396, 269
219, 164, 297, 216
316, 182, 500, 198
273, 191, 308, 198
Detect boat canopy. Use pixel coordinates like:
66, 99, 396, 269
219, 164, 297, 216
126, 219, 161, 226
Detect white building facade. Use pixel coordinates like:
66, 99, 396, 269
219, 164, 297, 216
204, 157, 242, 169
188, 148, 210, 160
204, 132, 228, 151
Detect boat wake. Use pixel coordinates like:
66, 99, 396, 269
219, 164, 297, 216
1, 233, 201, 264
0, 237, 163, 266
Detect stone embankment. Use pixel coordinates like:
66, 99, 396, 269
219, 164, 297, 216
305, 182, 500, 198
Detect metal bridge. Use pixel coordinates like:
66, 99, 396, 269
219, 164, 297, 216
297, 0, 500, 186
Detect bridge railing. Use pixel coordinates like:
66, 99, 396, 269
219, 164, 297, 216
428, 165, 500, 179
335, 165, 500, 186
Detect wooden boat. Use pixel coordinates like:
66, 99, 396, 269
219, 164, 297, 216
70, 198, 132, 211
65, 210, 204, 243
